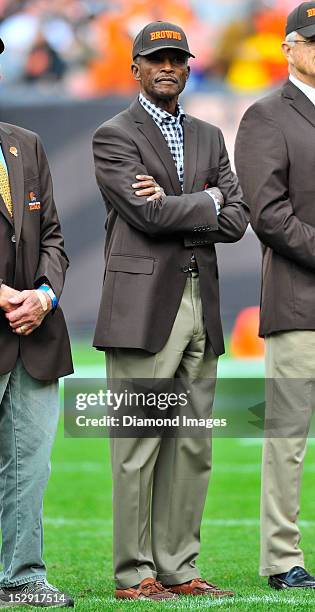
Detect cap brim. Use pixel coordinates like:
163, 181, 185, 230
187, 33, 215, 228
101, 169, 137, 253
296, 24, 315, 38
0, 39, 4, 54
137, 45, 195, 58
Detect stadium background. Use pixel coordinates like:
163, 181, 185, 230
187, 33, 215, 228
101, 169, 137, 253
0, 1, 314, 610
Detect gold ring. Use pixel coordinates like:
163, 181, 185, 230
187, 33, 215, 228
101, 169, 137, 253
20, 325, 26, 334
154, 185, 161, 192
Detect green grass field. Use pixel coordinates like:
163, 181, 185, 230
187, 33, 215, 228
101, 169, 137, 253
2, 343, 315, 610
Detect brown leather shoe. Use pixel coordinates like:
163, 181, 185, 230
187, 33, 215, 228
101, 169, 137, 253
167, 578, 234, 597
115, 578, 179, 600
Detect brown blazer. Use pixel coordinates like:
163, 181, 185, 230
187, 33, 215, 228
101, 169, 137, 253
0, 122, 73, 380
93, 98, 248, 356
235, 80, 315, 337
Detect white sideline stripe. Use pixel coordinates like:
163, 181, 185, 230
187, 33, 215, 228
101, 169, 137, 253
86, 595, 308, 607
238, 439, 263, 446
53, 461, 104, 472
44, 517, 315, 528
176, 595, 310, 607
52, 461, 315, 474
239, 438, 315, 446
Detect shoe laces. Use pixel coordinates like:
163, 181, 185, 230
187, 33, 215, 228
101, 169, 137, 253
20, 580, 59, 595
141, 580, 165, 593
193, 578, 221, 590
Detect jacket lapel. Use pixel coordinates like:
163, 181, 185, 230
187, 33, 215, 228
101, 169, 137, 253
129, 99, 182, 195
282, 80, 315, 128
183, 116, 197, 194
0, 194, 13, 226
0, 125, 24, 246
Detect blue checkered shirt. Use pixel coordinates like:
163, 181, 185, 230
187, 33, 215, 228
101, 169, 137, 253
139, 93, 185, 190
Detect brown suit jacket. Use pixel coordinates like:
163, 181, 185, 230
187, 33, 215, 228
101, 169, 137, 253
235, 80, 315, 337
0, 122, 73, 380
93, 98, 248, 356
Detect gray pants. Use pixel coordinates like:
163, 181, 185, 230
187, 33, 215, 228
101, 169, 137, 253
106, 274, 218, 588
0, 359, 59, 586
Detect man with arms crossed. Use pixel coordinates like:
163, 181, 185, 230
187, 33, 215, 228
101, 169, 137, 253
93, 21, 248, 601
0, 38, 73, 607
235, 1, 315, 591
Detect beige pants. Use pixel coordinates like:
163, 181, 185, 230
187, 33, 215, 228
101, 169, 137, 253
106, 274, 217, 588
260, 331, 315, 576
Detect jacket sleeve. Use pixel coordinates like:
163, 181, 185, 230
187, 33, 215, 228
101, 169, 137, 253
185, 129, 248, 246
93, 123, 219, 237
235, 104, 315, 270
34, 135, 69, 300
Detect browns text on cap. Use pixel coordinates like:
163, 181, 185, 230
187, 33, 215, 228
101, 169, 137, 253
132, 21, 195, 59
286, 2, 315, 37
0, 38, 4, 54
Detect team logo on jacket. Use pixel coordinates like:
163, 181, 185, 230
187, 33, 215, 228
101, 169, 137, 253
9, 146, 18, 157
28, 191, 41, 211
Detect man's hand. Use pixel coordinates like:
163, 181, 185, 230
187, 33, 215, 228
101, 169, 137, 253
132, 175, 166, 202
5, 290, 52, 336
0, 284, 21, 313
205, 187, 224, 212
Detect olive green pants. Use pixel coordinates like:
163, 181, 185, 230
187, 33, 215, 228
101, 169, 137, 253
106, 274, 217, 588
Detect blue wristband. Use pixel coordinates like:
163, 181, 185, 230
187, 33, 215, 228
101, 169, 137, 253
38, 284, 58, 309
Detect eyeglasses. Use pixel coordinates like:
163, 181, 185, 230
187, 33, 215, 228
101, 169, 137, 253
292, 39, 315, 48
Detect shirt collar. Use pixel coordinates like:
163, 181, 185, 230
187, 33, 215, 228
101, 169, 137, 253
289, 74, 315, 106
139, 93, 186, 125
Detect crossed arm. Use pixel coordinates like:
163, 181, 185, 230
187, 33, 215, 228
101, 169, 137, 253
93, 124, 221, 236
94, 123, 248, 242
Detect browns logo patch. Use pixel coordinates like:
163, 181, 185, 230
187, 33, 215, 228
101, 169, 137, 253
28, 191, 41, 211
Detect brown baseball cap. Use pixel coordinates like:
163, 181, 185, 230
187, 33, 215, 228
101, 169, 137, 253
132, 21, 195, 59
0, 38, 4, 54
286, 2, 315, 37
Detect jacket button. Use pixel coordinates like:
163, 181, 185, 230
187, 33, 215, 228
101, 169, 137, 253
11, 234, 16, 243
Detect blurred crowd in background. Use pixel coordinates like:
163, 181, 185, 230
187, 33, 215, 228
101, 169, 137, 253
0, 0, 299, 98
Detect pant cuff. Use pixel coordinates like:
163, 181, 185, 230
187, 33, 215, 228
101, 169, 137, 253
260, 560, 305, 577
157, 569, 200, 586
0, 574, 47, 587
115, 569, 157, 589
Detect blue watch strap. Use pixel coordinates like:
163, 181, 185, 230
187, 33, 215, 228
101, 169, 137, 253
38, 284, 58, 309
